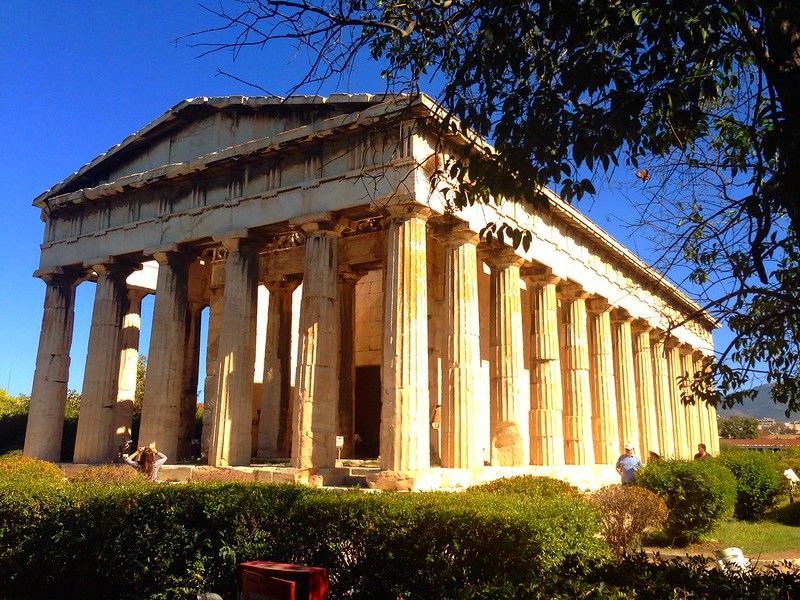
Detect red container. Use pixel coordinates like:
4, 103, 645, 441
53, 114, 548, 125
240, 561, 329, 600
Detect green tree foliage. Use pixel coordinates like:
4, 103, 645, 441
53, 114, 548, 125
0, 389, 28, 418
190, 1, 800, 414
134, 353, 146, 419
718, 415, 760, 439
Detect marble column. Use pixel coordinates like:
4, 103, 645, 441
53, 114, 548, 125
560, 284, 594, 465
484, 246, 529, 466
610, 310, 640, 456
694, 351, 712, 450
681, 346, 700, 450
258, 277, 300, 459
632, 322, 659, 458
139, 249, 193, 463
74, 261, 135, 463
338, 270, 363, 460
210, 236, 260, 467
586, 298, 620, 465
178, 301, 203, 459
380, 204, 431, 472
24, 268, 82, 462
202, 282, 224, 458
650, 332, 675, 458
439, 222, 482, 468
522, 267, 564, 466
708, 397, 720, 454
291, 215, 346, 470
113, 288, 146, 454
665, 337, 689, 458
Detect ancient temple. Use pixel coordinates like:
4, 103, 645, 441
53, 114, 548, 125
24, 94, 718, 489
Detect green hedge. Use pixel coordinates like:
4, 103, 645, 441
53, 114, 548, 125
0, 470, 606, 599
1, 465, 797, 599
718, 449, 785, 521
636, 458, 736, 546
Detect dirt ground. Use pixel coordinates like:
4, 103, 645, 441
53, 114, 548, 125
643, 543, 800, 570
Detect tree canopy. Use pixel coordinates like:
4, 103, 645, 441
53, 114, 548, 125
190, 1, 800, 413
718, 415, 760, 439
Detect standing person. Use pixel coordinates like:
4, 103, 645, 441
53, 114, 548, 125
615, 443, 642, 484
124, 445, 168, 482
694, 443, 710, 459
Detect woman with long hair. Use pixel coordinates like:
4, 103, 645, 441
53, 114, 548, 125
123, 445, 167, 481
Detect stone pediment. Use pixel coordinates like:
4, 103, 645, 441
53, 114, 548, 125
34, 93, 406, 208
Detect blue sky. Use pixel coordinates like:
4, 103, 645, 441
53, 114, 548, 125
0, 2, 685, 398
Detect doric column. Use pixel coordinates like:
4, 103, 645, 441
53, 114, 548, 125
338, 269, 363, 460
291, 214, 347, 470
258, 277, 300, 459
380, 204, 431, 471
610, 309, 640, 456
74, 261, 136, 463
24, 268, 82, 462
483, 246, 529, 466
694, 351, 712, 450
665, 337, 689, 458
178, 301, 203, 459
209, 235, 260, 467
559, 283, 594, 465
521, 267, 564, 466
438, 222, 482, 468
113, 288, 147, 454
631, 321, 658, 458
650, 332, 675, 458
586, 298, 620, 465
139, 249, 193, 463
201, 278, 224, 458
681, 346, 700, 450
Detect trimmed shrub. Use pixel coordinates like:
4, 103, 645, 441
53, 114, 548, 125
0, 478, 606, 599
468, 474, 580, 497
67, 464, 139, 484
718, 449, 784, 521
0, 453, 63, 483
637, 458, 736, 546
591, 484, 667, 557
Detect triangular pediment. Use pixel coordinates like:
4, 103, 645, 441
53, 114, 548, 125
35, 94, 403, 206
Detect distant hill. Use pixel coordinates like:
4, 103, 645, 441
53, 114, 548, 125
717, 383, 798, 422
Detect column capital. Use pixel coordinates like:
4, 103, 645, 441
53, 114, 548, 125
585, 296, 612, 314
291, 211, 352, 236
34, 266, 88, 287
663, 335, 681, 350
649, 329, 667, 345
146, 245, 199, 266
382, 202, 431, 223
520, 265, 561, 286
432, 219, 479, 247
479, 244, 525, 269
610, 308, 635, 323
631, 318, 653, 334
264, 275, 302, 295
127, 287, 149, 302
558, 282, 590, 301
679, 343, 695, 356
87, 257, 141, 280
338, 268, 367, 285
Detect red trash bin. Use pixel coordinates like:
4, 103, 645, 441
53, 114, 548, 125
240, 561, 329, 600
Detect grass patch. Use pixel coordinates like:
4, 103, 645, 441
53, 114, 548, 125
645, 497, 800, 555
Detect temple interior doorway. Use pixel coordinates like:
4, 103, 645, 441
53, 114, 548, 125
354, 365, 381, 459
